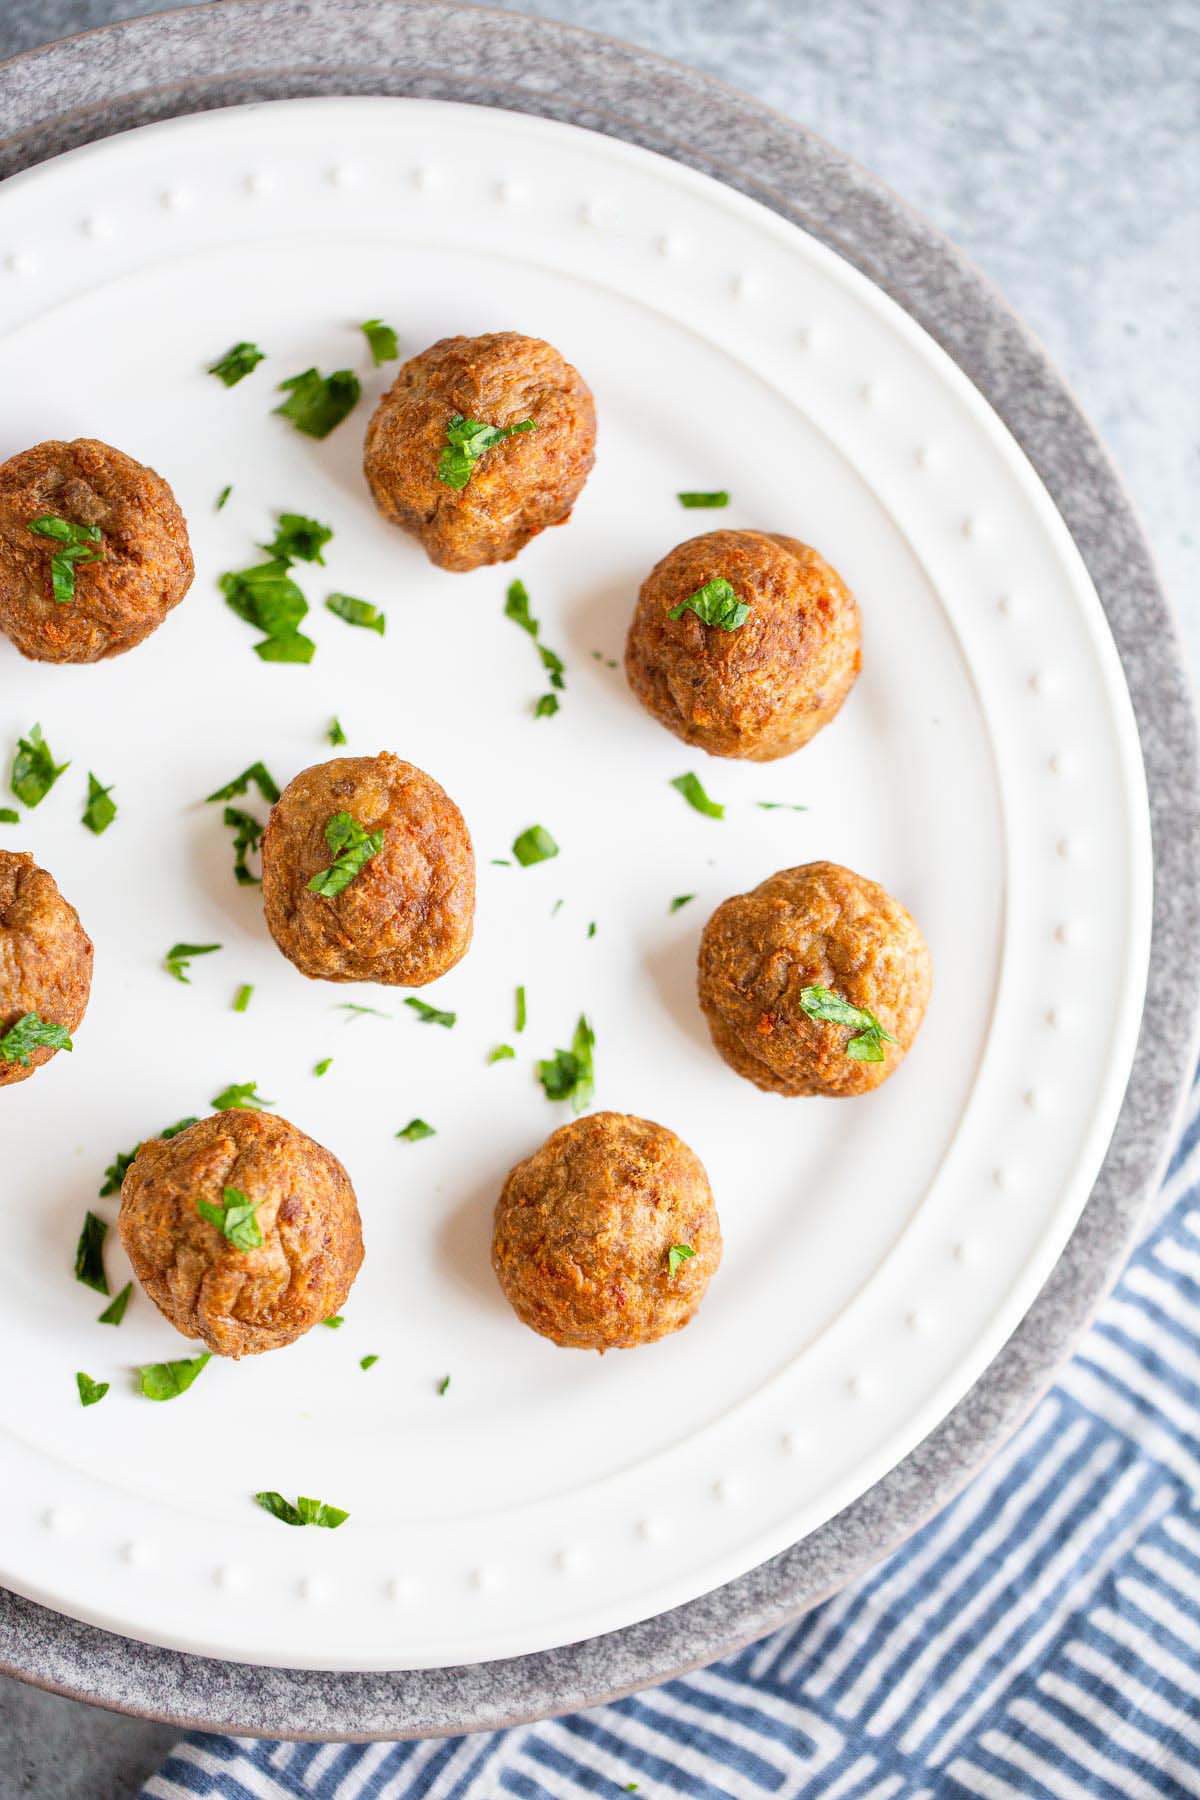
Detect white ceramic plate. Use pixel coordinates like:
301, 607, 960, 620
0, 97, 1151, 1671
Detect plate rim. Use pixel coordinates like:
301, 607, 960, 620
1, 0, 1198, 1742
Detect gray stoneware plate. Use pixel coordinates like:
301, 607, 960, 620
0, 0, 1197, 1742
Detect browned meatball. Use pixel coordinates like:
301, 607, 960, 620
0, 439, 193, 663
698, 861, 931, 1097
261, 752, 475, 986
492, 1112, 722, 1351
363, 332, 596, 571
119, 1109, 363, 1358
0, 851, 92, 1087
625, 530, 860, 761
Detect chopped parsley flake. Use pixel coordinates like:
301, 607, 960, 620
534, 694, 559, 718
206, 761, 281, 805
1, 1011, 72, 1065
11, 723, 68, 808
396, 1118, 435, 1141
536, 1014, 595, 1113
254, 1490, 349, 1528
0, 808, 17, 824
196, 1185, 264, 1250
587, 921, 597, 939
758, 800, 809, 812
76, 1372, 109, 1407
677, 490, 730, 508
328, 717, 347, 746
326, 591, 386, 635
505, 580, 566, 716
670, 894, 696, 912
488, 1044, 515, 1063
307, 811, 385, 897
361, 318, 399, 364
336, 1002, 390, 1022
216, 484, 232, 511
233, 984, 253, 1013
314, 1057, 333, 1077
82, 772, 117, 835
139, 1354, 211, 1400
404, 997, 456, 1028
262, 512, 332, 566
98, 1282, 132, 1326
211, 1080, 273, 1111
512, 824, 559, 866
438, 413, 536, 490
671, 771, 724, 819
164, 941, 221, 984
29, 515, 104, 602
223, 806, 266, 886
275, 367, 361, 437
208, 341, 265, 386
798, 985, 897, 1063
323, 1316, 344, 1329
668, 576, 748, 631
220, 560, 315, 664
74, 1211, 108, 1294
515, 985, 527, 1034
668, 1243, 696, 1279
360, 1353, 380, 1371
437, 1374, 451, 1396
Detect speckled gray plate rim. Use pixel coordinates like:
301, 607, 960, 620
2, 0, 1198, 1743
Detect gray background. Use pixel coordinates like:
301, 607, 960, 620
0, 1, 1196, 1794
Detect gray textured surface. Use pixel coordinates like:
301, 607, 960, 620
0, 0, 1197, 1791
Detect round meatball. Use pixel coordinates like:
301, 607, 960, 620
0, 438, 193, 663
0, 851, 92, 1087
492, 1112, 722, 1351
363, 332, 596, 571
625, 530, 860, 760
698, 861, 931, 1098
261, 751, 475, 986
119, 1109, 363, 1358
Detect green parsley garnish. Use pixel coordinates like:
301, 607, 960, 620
667, 1243, 695, 1279
11, 724, 68, 808
211, 1080, 273, 1111
76, 1372, 109, 1407
0, 808, 17, 824
328, 717, 347, 746
224, 807, 266, 886
98, 1282, 132, 1326
254, 1491, 349, 1528
307, 811, 385, 897
1, 1011, 72, 1066
216, 484, 232, 511
361, 318, 399, 364
505, 579, 566, 716
670, 894, 696, 912
360, 1353, 380, 1371
206, 761, 281, 805
314, 1057, 333, 1076
233, 984, 253, 1013
74, 1211, 108, 1295
164, 941, 221, 984
29, 515, 104, 602
437, 413, 537, 490
323, 1315, 344, 1328
757, 801, 809, 812
798, 985, 898, 1063
404, 997, 456, 1028
220, 560, 315, 663
671, 772, 724, 819
196, 1185, 264, 1250
677, 491, 730, 508
275, 367, 361, 438
208, 341, 265, 386
512, 824, 559, 867
336, 1002, 390, 1021
668, 576, 748, 631
515, 985, 527, 1033
326, 592, 386, 635
262, 512, 332, 566
437, 1374, 451, 1396
396, 1118, 435, 1142
534, 694, 560, 718
536, 1014, 595, 1113
488, 1044, 515, 1063
82, 772, 116, 835
587, 921, 597, 939
139, 1354, 210, 1400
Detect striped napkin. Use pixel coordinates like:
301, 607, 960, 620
145, 1084, 1200, 1799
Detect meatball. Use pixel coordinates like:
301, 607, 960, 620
0, 851, 92, 1087
0, 438, 193, 663
261, 751, 475, 986
492, 1112, 722, 1351
118, 1109, 363, 1358
625, 530, 860, 760
363, 332, 596, 571
698, 861, 931, 1097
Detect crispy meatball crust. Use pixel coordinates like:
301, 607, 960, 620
625, 530, 860, 761
0, 851, 92, 1087
492, 1112, 722, 1351
0, 438, 193, 663
118, 1109, 363, 1358
261, 751, 475, 986
698, 861, 931, 1097
363, 332, 596, 571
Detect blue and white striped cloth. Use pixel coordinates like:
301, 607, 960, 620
145, 1086, 1200, 1800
